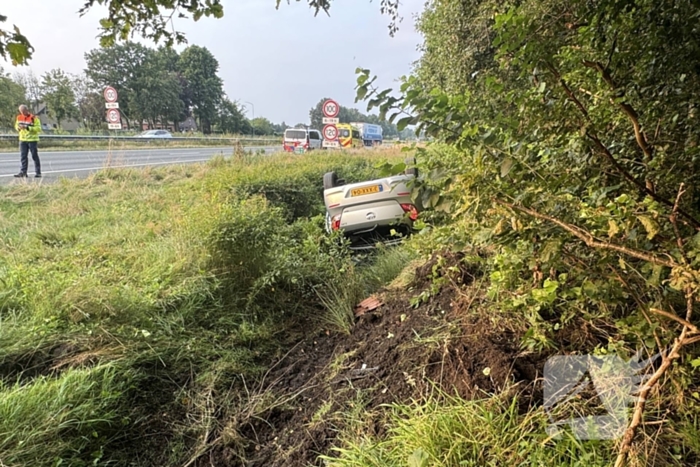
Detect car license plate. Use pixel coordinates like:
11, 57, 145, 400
351, 185, 382, 197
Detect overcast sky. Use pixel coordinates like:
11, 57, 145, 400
1, 0, 424, 125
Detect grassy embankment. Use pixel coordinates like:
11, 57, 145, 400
3, 143, 691, 466
0, 147, 413, 466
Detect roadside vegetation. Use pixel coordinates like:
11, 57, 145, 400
3, 0, 700, 465
0, 148, 409, 466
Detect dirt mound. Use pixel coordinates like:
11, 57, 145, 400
206, 251, 548, 466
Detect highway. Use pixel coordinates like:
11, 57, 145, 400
0, 145, 279, 184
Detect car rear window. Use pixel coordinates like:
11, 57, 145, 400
339, 129, 350, 138
285, 130, 306, 140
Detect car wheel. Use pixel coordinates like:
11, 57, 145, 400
404, 157, 418, 177
323, 171, 338, 190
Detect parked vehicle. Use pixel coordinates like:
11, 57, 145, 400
350, 122, 383, 147
283, 128, 322, 152
322, 158, 419, 250
138, 130, 173, 138
337, 123, 362, 149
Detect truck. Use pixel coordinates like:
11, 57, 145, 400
350, 122, 383, 147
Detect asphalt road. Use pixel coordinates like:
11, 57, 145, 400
0, 146, 279, 184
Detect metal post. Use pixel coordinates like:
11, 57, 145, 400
244, 101, 255, 137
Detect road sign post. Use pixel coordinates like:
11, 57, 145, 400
104, 86, 121, 130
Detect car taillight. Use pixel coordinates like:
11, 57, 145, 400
331, 214, 341, 231
400, 203, 419, 221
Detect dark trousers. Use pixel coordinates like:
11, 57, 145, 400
20, 141, 40, 175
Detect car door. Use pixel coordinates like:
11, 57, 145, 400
309, 130, 321, 149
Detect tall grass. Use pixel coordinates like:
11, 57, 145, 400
0, 365, 130, 466
0, 149, 404, 464
325, 392, 615, 467
316, 246, 417, 334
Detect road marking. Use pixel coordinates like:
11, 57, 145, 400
0, 157, 218, 178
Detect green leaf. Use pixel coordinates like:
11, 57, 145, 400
638, 215, 660, 241
608, 219, 620, 238
355, 85, 368, 102
500, 157, 514, 177
397, 116, 413, 131
408, 448, 429, 467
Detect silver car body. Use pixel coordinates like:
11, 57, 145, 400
138, 130, 173, 138
323, 174, 417, 249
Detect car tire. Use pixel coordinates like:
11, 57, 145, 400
404, 157, 418, 177
323, 172, 338, 190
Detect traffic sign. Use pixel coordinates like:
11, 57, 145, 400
323, 124, 338, 141
322, 117, 339, 124
108, 123, 122, 130
104, 86, 118, 103
106, 108, 121, 123
323, 140, 340, 148
105, 102, 119, 109
322, 99, 339, 118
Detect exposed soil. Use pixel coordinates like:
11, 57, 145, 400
205, 250, 608, 467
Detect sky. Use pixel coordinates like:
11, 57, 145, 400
0, 0, 425, 125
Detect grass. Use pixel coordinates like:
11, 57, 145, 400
316, 246, 418, 334
0, 148, 404, 465
324, 391, 617, 467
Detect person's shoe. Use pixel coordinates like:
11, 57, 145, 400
35, 173, 42, 178
13, 172, 27, 178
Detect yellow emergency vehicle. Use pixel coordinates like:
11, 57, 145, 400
337, 123, 362, 149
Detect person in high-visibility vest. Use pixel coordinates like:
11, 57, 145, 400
14, 105, 42, 178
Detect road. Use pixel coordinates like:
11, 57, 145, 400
0, 146, 279, 184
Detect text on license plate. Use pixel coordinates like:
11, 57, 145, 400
351, 185, 383, 197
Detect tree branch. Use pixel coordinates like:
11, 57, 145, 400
615, 289, 697, 467
545, 63, 590, 119
493, 199, 678, 268
582, 60, 654, 161
585, 132, 700, 230
649, 307, 699, 334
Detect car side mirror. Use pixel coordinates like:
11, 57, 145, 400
337, 179, 346, 186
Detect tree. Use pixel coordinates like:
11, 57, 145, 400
250, 117, 275, 136
12, 70, 42, 113
214, 98, 250, 135
359, 0, 700, 463
134, 49, 184, 129
84, 42, 152, 128
178, 45, 223, 134
40, 69, 79, 128
0, 1, 401, 65
0, 68, 25, 128
272, 121, 289, 135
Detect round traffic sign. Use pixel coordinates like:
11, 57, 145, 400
106, 108, 121, 123
104, 86, 118, 103
323, 124, 338, 140
322, 99, 339, 118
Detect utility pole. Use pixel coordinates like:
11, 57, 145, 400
244, 101, 255, 137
